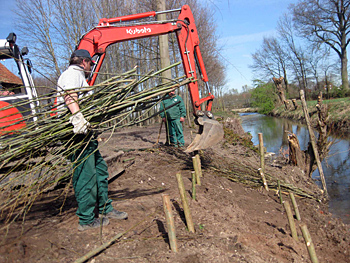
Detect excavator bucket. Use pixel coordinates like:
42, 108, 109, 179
185, 116, 224, 153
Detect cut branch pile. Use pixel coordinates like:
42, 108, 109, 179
0, 62, 190, 226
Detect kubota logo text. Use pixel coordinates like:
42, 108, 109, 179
126, 27, 151, 35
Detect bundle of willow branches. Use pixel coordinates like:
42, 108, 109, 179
210, 166, 319, 200
0, 62, 190, 225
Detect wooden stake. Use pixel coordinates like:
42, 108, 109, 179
300, 224, 319, 263
176, 173, 195, 233
162, 194, 178, 252
278, 180, 283, 204
191, 171, 196, 200
300, 90, 327, 196
195, 153, 203, 178
258, 133, 265, 173
289, 192, 301, 221
192, 156, 201, 185
258, 168, 269, 191
283, 201, 298, 241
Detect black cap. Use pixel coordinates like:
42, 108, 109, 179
71, 49, 92, 60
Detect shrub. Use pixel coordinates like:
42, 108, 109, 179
250, 83, 277, 115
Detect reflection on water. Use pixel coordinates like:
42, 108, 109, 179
240, 113, 350, 224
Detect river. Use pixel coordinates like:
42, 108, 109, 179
240, 113, 350, 224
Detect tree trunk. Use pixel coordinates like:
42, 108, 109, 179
288, 133, 306, 168
341, 48, 349, 90
315, 92, 330, 162
273, 77, 288, 109
283, 69, 289, 95
288, 91, 329, 195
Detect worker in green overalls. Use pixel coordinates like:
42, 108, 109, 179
56, 49, 128, 231
160, 90, 186, 147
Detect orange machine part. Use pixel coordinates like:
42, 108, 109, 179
0, 101, 26, 135
50, 97, 57, 117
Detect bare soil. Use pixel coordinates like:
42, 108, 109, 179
0, 121, 349, 263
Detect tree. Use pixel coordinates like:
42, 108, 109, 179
250, 82, 277, 115
308, 46, 333, 94
14, 0, 63, 78
14, 0, 226, 107
251, 36, 289, 93
278, 14, 309, 92
292, 0, 350, 90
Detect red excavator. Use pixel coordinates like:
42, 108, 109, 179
76, 5, 223, 152
0, 5, 223, 152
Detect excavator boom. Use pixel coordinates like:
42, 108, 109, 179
76, 5, 223, 152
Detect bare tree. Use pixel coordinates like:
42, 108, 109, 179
14, 0, 225, 105
14, 0, 63, 78
251, 36, 289, 92
308, 46, 332, 93
278, 14, 309, 92
292, 0, 350, 90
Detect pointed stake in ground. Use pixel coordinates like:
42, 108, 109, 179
258, 168, 269, 191
192, 156, 201, 185
289, 191, 301, 221
162, 194, 178, 252
278, 180, 283, 204
258, 133, 265, 173
300, 224, 319, 263
176, 173, 195, 233
300, 90, 327, 196
283, 201, 298, 241
191, 171, 196, 200
195, 152, 202, 177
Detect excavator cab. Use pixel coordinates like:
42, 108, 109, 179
0, 33, 38, 135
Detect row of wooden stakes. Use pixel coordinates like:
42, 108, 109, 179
162, 152, 202, 252
258, 132, 319, 263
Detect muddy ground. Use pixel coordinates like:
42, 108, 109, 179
0, 119, 349, 263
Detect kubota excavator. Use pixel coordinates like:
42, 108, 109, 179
75, 5, 224, 152
0, 5, 223, 152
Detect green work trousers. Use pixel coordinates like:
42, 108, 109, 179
167, 119, 185, 147
70, 134, 113, 225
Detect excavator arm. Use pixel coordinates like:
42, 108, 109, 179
76, 5, 223, 152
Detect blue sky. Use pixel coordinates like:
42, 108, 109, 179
0, 0, 297, 92
0, 0, 18, 73
208, 0, 298, 92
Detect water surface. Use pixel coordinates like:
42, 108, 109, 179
240, 113, 350, 224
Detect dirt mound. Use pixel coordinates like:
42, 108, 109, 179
0, 123, 349, 263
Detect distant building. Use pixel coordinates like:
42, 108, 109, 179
0, 63, 24, 95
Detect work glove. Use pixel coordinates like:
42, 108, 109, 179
69, 112, 90, 134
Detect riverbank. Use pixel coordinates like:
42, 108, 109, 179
0, 120, 349, 262
239, 111, 350, 225
270, 97, 350, 137
231, 107, 259, 113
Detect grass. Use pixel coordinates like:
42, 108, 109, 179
271, 97, 350, 138
223, 126, 258, 153
271, 97, 350, 130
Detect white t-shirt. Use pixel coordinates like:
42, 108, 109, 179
56, 65, 92, 111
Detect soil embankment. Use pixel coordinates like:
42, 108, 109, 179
0, 120, 349, 262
